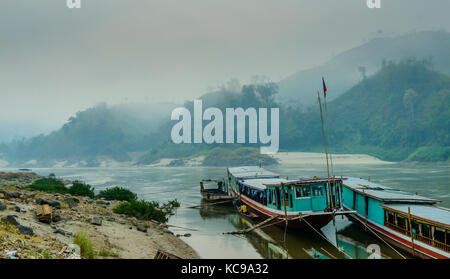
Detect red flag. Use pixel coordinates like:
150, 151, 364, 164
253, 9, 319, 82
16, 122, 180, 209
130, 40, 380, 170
322, 77, 327, 98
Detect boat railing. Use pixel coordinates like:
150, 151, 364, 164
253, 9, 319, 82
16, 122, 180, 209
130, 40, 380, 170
385, 222, 409, 236
385, 223, 450, 253
414, 235, 450, 253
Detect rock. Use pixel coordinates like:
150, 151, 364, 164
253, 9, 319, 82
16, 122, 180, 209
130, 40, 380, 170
9, 192, 21, 199
48, 200, 61, 209
54, 228, 66, 236
106, 217, 115, 222
52, 214, 62, 223
184, 233, 192, 237
0, 202, 6, 211
65, 197, 80, 204
36, 197, 50, 205
96, 200, 110, 205
12, 206, 21, 212
91, 217, 102, 226
137, 226, 148, 233
119, 220, 126, 224
2, 215, 19, 226
17, 225, 34, 236
68, 203, 77, 208
168, 159, 185, 167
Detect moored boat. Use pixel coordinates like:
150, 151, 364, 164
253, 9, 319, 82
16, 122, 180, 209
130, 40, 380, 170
341, 177, 450, 259
200, 179, 234, 204
226, 166, 353, 230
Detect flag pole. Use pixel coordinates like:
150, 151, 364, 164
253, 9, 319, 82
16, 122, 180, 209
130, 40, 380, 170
322, 77, 335, 178
317, 91, 333, 210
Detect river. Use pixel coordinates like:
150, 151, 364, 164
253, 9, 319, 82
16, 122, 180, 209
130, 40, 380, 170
2, 154, 448, 259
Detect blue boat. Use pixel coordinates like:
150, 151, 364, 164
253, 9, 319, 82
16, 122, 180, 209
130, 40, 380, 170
227, 166, 353, 229
341, 177, 450, 259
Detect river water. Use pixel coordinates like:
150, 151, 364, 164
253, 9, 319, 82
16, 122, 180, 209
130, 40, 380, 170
2, 158, 448, 259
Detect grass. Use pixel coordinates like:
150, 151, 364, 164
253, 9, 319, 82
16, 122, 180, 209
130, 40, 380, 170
73, 231, 96, 259
98, 248, 120, 258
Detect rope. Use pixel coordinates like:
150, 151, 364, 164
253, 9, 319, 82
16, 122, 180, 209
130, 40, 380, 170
186, 199, 234, 209
362, 221, 407, 259
301, 217, 353, 259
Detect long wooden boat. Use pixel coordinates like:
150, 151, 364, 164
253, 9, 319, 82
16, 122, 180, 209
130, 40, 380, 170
226, 166, 353, 230
341, 177, 450, 259
200, 179, 234, 204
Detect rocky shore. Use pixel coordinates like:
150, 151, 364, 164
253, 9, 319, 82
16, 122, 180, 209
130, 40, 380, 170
0, 173, 199, 259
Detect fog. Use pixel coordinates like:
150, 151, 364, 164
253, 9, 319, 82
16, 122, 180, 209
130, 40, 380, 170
0, 0, 449, 141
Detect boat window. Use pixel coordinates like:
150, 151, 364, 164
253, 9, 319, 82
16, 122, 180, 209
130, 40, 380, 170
446, 230, 450, 245
434, 227, 445, 244
295, 186, 311, 198
311, 185, 324, 196
396, 215, 406, 229
268, 189, 272, 204
385, 210, 394, 225
421, 224, 431, 238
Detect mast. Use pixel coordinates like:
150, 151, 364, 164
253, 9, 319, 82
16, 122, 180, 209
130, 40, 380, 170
317, 91, 334, 209
323, 95, 335, 177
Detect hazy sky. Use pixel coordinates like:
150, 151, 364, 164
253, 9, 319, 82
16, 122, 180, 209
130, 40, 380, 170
1, 0, 449, 140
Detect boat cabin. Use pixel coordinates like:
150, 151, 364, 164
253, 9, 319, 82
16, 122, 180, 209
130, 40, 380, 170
342, 177, 450, 256
228, 166, 344, 214
381, 204, 450, 253
342, 177, 441, 226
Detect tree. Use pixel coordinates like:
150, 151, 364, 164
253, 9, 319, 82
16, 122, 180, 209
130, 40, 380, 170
403, 88, 418, 121
256, 82, 279, 107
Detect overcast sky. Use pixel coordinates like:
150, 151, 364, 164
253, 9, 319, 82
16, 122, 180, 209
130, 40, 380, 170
1, 0, 449, 140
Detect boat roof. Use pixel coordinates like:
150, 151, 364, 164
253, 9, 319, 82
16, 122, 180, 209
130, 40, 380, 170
239, 177, 342, 190
343, 177, 441, 203
239, 178, 289, 191
228, 166, 279, 179
264, 177, 344, 186
381, 204, 450, 228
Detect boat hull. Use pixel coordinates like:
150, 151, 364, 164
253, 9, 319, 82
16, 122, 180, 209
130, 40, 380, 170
343, 205, 449, 259
230, 186, 333, 230
201, 189, 234, 204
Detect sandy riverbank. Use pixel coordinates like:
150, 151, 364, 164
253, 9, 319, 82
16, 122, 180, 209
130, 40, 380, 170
271, 152, 393, 165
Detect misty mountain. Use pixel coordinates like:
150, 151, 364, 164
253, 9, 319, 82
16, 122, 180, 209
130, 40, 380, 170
280, 59, 450, 161
2, 57, 449, 166
278, 31, 450, 107
1, 102, 177, 166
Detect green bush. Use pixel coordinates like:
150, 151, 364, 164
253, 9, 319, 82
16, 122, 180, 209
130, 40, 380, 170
113, 199, 179, 223
97, 186, 137, 201
73, 231, 96, 259
34, 177, 64, 186
27, 178, 68, 194
68, 181, 95, 198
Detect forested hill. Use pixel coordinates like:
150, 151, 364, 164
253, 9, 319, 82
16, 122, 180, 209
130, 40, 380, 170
1, 61, 448, 166
280, 60, 450, 161
278, 31, 450, 107
1, 102, 176, 165
139, 60, 449, 164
